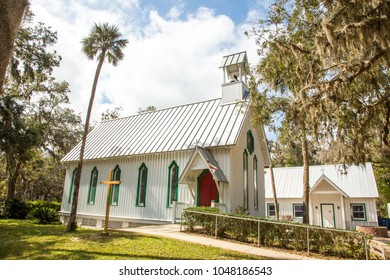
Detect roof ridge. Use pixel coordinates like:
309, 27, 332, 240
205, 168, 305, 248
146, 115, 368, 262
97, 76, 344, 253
267, 162, 372, 170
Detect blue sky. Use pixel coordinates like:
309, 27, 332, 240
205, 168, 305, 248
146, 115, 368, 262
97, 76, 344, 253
140, 0, 268, 24
31, 0, 272, 123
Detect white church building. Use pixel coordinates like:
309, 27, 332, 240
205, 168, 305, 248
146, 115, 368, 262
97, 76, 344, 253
264, 163, 379, 230
59, 51, 271, 228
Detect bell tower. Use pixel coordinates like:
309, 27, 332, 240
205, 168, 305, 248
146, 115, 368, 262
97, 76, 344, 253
219, 51, 249, 104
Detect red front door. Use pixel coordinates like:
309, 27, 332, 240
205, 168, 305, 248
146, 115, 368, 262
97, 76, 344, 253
198, 170, 218, 206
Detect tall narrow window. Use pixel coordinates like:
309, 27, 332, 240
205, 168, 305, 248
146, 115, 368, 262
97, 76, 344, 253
110, 165, 121, 206
167, 161, 179, 207
87, 167, 98, 205
137, 163, 148, 207
253, 155, 258, 210
68, 168, 77, 204
243, 149, 248, 210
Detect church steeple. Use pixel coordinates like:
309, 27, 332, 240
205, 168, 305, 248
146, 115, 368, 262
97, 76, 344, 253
219, 51, 249, 104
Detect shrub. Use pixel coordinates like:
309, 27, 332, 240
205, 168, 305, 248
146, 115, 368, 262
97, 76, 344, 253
1, 198, 31, 219
181, 209, 368, 259
183, 207, 221, 234
27, 200, 60, 224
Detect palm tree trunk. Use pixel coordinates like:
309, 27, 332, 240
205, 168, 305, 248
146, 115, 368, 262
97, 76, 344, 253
301, 126, 310, 224
67, 51, 106, 231
266, 138, 279, 221
269, 159, 279, 221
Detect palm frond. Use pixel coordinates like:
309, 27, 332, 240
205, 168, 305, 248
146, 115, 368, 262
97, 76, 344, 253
81, 22, 128, 64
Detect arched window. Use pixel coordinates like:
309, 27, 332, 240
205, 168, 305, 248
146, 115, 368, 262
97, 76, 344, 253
110, 165, 121, 206
253, 155, 258, 210
68, 168, 77, 204
137, 163, 148, 207
167, 161, 179, 207
87, 167, 98, 205
243, 149, 248, 210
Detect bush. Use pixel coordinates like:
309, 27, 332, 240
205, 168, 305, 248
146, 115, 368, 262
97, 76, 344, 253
1, 198, 31, 219
183, 207, 221, 235
182, 209, 368, 259
27, 201, 60, 224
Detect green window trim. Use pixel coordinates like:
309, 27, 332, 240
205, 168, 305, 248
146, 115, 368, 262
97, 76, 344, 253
247, 130, 254, 155
253, 155, 258, 210
243, 149, 249, 210
350, 203, 367, 221
267, 203, 279, 217
87, 167, 98, 205
293, 203, 304, 218
167, 161, 179, 208
110, 165, 121, 206
136, 163, 148, 207
68, 168, 77, 204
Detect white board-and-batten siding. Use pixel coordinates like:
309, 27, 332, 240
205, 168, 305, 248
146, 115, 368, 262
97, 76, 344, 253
229, 117, 266, 217
61, 149, 232, 223
264, 163, 379, 229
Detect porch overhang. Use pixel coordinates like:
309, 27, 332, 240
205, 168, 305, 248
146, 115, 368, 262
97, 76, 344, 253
178, 146, 228, 184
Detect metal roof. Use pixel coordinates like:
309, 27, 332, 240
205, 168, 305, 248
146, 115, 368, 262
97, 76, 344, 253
178, 146, 229, 184
219, 51, 247, 68
265, 163, 378, 199
61, 98, 248, 162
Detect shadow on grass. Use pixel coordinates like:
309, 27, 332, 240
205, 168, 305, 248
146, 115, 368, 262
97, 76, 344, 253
0, 220, 269, 260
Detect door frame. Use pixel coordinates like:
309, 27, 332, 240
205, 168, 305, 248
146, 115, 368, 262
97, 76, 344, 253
320, 203, 336, 228
197, 169, 219, 206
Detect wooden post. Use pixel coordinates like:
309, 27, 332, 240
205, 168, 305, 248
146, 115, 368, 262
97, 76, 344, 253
100, 169, 120, 235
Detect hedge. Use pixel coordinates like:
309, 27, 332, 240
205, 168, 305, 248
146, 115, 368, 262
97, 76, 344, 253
182, 207, 368, 259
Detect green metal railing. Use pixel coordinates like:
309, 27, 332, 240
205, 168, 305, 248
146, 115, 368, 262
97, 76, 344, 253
180, 210, 368, 259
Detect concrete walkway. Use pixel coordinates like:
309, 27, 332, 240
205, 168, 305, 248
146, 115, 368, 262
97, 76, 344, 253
118, 223, 317, 260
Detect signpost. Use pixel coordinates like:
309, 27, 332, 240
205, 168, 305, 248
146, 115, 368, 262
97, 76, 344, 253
100, 169, 120, 235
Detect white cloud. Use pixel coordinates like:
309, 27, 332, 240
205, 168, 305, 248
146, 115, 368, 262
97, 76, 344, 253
30, 1, 262, 123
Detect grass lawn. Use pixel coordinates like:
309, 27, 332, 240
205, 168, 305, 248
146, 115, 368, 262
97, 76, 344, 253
0, 219, 269, 260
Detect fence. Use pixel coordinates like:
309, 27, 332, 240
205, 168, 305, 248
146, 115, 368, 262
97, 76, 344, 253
172, 201, 191, 223
180, 210, 368, 259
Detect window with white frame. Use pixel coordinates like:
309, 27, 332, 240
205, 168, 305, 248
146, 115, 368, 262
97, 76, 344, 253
267, 203, 278, 217
351, 204, 366, 221
293, 204, 304, 218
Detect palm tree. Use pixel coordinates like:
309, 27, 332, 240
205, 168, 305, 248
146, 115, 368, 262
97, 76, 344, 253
67, 23, 128, 231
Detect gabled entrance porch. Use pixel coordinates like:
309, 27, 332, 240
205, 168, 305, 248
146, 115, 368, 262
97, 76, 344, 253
179, 146, 228, 209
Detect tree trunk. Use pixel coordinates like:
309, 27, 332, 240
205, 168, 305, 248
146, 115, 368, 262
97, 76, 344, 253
0, 0, 29, 92
6, 160, 21, 199
266, 138, 279, 221
301, 127, 310, 224
67, 52, 106, 231
269, 159, 279, 221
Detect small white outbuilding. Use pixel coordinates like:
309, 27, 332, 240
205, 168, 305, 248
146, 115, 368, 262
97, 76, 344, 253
265, 163, 379, 230
59, 51, 271, 228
